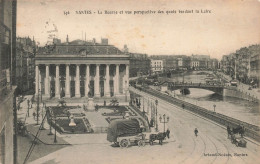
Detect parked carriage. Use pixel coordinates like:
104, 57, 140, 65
231, 133, 247, 147
107, 119, 146, 148
228, 125, 247, 147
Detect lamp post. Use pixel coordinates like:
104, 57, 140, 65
213, 104, 216, 112
155, 99, 158, 131
40, 81, 43, 103
27, 99, 30, 117
159, 114, 169, 133
40, 102, 46, 130
36, 89, 40, 125
125, 81, 127, 102
142, 97, 145, 116
54, 116, 57, 143
48, 109, 53, 135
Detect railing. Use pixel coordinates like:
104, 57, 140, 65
133, 86, 260, 142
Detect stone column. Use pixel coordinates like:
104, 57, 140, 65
45, 64, 50, 97
39, 70, 42, 93
105, 64, 110, 97
85, 64, 90, 97
55, 64, 60, 98
125, 64, 129, 91
35, 65, 39, 96
65, 64, 71, 98
75, 64, 81, 98
114, 64, 120, 95
95, 64, 100, 97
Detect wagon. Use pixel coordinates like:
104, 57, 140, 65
117, 133, 146, 148
231, 134, 247, 147
107, 118, 146, 148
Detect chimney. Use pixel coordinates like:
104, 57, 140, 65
66, 35, 69, 43
93, 38, 96, 45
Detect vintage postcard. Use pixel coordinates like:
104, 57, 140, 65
0, 0, 260, 164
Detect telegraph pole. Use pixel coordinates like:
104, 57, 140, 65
36, 89, 40, 125
155, 99, 158, 131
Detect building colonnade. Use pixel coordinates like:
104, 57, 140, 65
35, 64, 129, 99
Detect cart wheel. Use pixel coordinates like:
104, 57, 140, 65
120, 139, 129, 148
138, 140, 145, 147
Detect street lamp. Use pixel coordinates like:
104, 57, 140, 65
54, 116, 57, 143
48, 109, 53, 135
213, 104, 216, 112
142, 97, 145, 116
40, 102, 46, 130
125, 81, 127, 102
36, 89, 40, 125
27, 99, 30, 117
159, 114, 169, 133
155, 99, 158, 132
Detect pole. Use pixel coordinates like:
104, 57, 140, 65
235, 59, 237, 79
27, 101, 30, 117
37, 89, 40, 125
48, 112, 53, 135
143, 97, 145, 116
54, 117, 57, 143
163, 116, 165, 133
155, 100, 158, 132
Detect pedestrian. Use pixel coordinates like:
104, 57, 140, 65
182, 104, 185, 109
27, 99, 30, 109
194, 128, 198, 137
166, 129, 170, 139
227, 125, 231, 139
33, 112, 36, 120
17, 103, 20, 111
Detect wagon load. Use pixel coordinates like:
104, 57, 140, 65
107, 119, 141, 143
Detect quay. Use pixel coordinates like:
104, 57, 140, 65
131, 85, 260, 142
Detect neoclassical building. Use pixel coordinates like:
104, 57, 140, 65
35, 37, 130, 103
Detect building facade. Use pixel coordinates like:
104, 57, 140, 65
221, 45, 260, 85
16, 37, 36, 93
35, 37, 130, 102
129, 53, 150, 77
0, 0, 17, 163
150, 59, 164, 73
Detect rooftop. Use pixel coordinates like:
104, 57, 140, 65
37, 39, 123, 56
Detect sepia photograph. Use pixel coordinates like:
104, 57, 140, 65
0, 0, 260, 163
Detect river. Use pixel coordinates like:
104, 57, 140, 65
169, 71, 260, 126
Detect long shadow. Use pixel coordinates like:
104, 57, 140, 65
17, 134, 69, 164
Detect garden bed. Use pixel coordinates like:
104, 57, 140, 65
54, 118, 92, 134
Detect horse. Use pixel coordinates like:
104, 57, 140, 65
149, 130, 170, 145
232, 126, 245, 137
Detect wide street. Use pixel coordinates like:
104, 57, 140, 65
24, 87, 259, 164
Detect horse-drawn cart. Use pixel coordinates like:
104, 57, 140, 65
228, 125, 247, 148
107, 119, 146, 148
117, 133, 146, 148
231, 134, 247, 147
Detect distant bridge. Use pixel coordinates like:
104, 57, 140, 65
167, 82, 228, 95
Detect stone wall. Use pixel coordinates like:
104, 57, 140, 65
223, 88, 259, 103
0, 91, 15, 164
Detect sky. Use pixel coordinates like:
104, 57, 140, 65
17, 0, 260, 59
